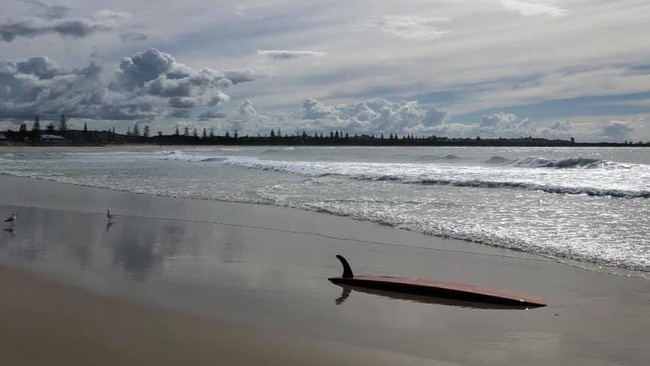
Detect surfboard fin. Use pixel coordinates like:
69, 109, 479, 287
336, 255, 354, 278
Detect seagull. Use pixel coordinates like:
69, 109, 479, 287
106, 209, 115, 220
4, 213, 16, 226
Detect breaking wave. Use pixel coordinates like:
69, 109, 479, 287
413, 179, 650, 198
211, 156, 650, 199
513, 156, 620, 169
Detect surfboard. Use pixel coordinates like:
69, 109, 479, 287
328, 255, 546, 308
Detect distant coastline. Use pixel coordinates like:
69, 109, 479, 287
1, 128, 648, 148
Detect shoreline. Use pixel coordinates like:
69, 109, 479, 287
1, 175, 649, 365
0, 169, 645, 279
3, 140, 650, 148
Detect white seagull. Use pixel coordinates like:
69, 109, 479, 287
106, 209, 115, 220
4, 213, 16, 226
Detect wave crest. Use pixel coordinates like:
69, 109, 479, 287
513, 156, 615, 169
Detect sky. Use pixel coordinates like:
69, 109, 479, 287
1, 0, 650, 142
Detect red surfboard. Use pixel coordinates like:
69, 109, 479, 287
328, 255, 546, 308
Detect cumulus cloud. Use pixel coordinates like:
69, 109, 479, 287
499, 0, 568, 18
358, 16, 449, 41
302, 99, 338, 120
425, 111, 567, 139
226, 98, 579, 140
0, 55, 103, 119
110, 49, 264, 119
602, 121, 633, 141
208, 91, 230, 106
238, 99, 259, 117
257, 50, 328, 61
0, 48, 263, 121
232, 98, 449, 137
478, 112, 531, 136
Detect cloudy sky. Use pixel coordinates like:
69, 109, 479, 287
2, 0, 650, 142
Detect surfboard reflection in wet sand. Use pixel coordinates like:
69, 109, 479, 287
329, 255, 547, 309
333, 285, 541, 310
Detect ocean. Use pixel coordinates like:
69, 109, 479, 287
1, 145, 648, 274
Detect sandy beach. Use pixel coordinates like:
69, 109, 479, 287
1, 175, 649, 365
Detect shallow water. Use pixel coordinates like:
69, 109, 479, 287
1, 145, 649, 272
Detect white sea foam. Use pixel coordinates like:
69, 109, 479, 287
1, 146, 648, 273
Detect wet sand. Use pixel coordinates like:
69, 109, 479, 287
0, 175, 649, 365
0, 266, 437, 366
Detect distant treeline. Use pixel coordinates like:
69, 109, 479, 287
2, 115, 649, 147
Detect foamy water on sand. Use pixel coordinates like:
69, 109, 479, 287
1, 146, 649, 273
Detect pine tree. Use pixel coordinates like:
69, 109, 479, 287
133, 123, 140, 136
32, 115, 41, 133
143, 125, 150, 138
183, 127, 189, 136
58, 115, 67, 131
202, 128, 207, 139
